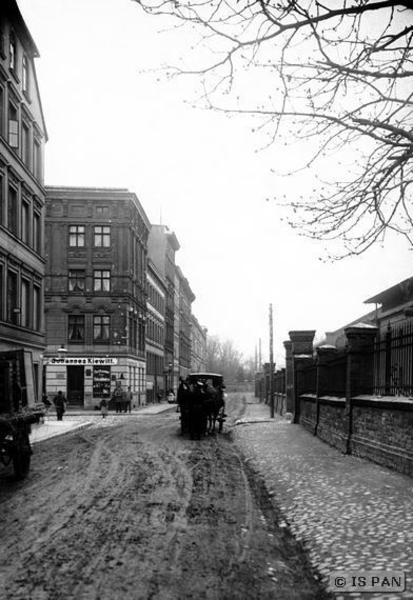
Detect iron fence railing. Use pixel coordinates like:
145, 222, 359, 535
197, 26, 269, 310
374, 322, 413, 397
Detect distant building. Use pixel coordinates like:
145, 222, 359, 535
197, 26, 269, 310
44, 187, 150, 408
191, 315, 207, 373
0, 0, 48, 401
176, 265, 195, 380
146, 259, 166, 402
364, 276, 413, 329
147, 224, 180, 391
322, 276, 413, 349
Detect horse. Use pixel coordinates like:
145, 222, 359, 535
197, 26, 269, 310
202, 384, 224, 434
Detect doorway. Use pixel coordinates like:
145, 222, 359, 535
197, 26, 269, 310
67, 365, 84, 406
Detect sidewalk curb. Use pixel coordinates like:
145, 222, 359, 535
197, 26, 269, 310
31, 421, 93, 445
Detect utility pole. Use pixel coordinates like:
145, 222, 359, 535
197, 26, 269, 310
269, 304, 275, 418
258, 338, 263, 401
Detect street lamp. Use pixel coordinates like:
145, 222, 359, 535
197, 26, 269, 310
57, 345, 67, 359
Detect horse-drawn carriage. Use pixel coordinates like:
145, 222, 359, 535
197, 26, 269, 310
178, 372, 226, 439
0, 349, 45, 479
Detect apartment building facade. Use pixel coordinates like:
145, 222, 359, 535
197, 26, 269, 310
44, 187, 150, 408
0, 0, 47, 401
146, 259, 166, 402
176, 265, 195, 380
191, 315, 207, 373
147, 224, 180, 392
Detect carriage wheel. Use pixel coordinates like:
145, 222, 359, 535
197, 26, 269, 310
13, 431, 32, 480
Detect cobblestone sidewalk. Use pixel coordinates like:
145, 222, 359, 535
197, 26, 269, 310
234, 397, 413, 600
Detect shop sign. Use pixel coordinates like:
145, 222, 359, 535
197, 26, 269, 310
49, 357, 118, 366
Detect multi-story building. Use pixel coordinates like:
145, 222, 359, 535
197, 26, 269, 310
44, 187, 150, 408
0, 0, 47, 402
147, 224, 180, 392
191, 315, 207, 373
176, 265, 195, 380
146, 259, 166, 402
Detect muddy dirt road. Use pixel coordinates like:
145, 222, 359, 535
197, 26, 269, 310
0, 395, 329, 600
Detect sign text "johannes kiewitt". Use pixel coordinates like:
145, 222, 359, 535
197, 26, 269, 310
50, 357, 118, 366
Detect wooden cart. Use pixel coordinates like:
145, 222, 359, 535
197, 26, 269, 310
178, 373, 227, 438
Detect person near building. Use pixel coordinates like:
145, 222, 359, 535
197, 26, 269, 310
99, 397, 108, 418
53, 391, 67, 421
42, 392, 52, 415
124, 387, 133, 413
112, 382, 124, 414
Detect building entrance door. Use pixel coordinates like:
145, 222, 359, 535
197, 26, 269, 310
67, 365, 84, 406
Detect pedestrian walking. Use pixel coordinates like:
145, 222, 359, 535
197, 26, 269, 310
124, 386, 133, 413
99, 397, 108, 418
53, 390, 67, 421
42, 392, 52, 415
112, 382, 124, 414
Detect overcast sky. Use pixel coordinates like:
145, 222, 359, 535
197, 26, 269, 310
19, 0, 412, 365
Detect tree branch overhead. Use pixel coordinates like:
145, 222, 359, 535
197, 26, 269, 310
134, 0, 413, 258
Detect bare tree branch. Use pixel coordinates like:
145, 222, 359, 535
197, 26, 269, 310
134, 0, 413, 258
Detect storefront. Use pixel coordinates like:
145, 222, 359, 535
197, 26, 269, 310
45, 356, 146, 409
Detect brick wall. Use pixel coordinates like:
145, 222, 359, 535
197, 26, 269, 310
297, 394, 413, 477
289, 326, 413, 478
316, 399, 347, 454
350, 398, 413, 477
298, 395, 317, 434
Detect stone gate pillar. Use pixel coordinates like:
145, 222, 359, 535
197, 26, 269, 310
345, 324, 378, 452
283, 340, 293, 413
315, 345, 338, 435
289, 330, 316, 424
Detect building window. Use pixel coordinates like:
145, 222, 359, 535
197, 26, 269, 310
0, 22, 4, 56
33, 285, 40, 331
0, 174, 3, 225
22, 55, 29, 94
0, 265, 3, 321
68, 270, 85, 292
8, 102, 18, 148
33, 138, 41, 180
33, 211, 41, 253
22, 121, 30, 166
0, 86, 4, 137
69, 225, 85, 247
9, 31, 16, 71
93, 315, 110, 341
94, 225, 110, 247
68, 315, 85, 341
21, 199, 30, 245
8, 185, 18, 236
21, 279, 30, 328
96, 206, 109, 216
93, 270, 110, 292
7, 270, 18, 325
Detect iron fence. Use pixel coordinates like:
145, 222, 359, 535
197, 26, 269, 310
374, 322, 413, 397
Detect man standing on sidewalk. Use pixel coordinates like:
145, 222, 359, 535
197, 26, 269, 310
112, 382, 124, 414
124, 386, 133, 413
53, 391, 67, 421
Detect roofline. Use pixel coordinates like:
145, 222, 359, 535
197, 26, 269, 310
45, 186, 152, 230
364, 276, 413, 304
12, 1, 48, 140
15, 0, 40, 56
